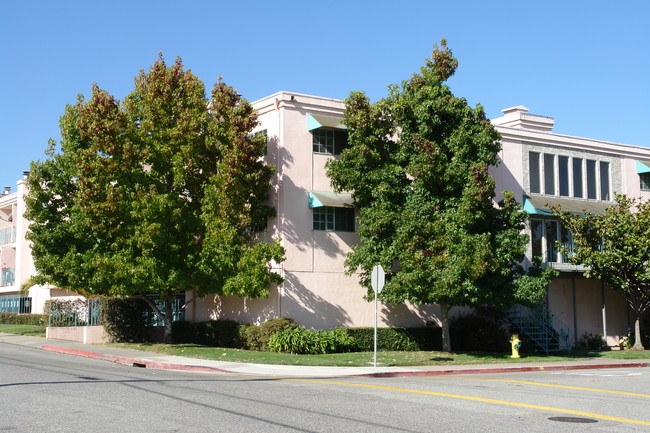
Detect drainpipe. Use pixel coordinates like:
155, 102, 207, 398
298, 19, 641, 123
601, 281, 607, 346
572, 273, 578, 344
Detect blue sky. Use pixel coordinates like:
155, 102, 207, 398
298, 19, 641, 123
1, 0, 648, 191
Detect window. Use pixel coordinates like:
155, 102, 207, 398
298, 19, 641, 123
586, 160, 597, 199
572, 158, 583, 198
312, 129, 348, 155
558, 156, 569, 197
599, 161, 610, 200
530, 219, 575, 263
528, 151, 611, 200
529, 152, 541, 194
545, 220, 558, 262
313, 207, 355, 231
641, 173, 650, 191
531, 220, 543, 258
543, 153, 555, 195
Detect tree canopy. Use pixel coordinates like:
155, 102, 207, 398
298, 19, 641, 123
25, 55, 284, 340
552, 194, 650, 350
326, 41, 556, 351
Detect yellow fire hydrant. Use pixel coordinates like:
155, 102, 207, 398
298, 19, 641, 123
510, 334, 522, 358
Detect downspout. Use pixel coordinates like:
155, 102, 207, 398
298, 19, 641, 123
601, 280, 607, 346
572, 273, 578, 344
276, 97, 285, 318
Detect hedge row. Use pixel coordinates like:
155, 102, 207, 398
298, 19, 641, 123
171, 318, 448, 352
0, 313, 47, 326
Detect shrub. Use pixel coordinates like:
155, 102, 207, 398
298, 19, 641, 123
346, 327, 441, 351
450, 310, 510, 352
194, 320, 240, 347
574, 332, 606, 350
102, 297, 151, 343
268, 326, 354, 354
256, 317, 300, 351
0, 312, 46, 326
171, 320, 196, 344
238, 323, 263, 351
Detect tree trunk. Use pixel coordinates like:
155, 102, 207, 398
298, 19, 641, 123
440, 302, 452, 353
162, 294, 173, 344
632, 314, 645, 351
141, 294, 174, 344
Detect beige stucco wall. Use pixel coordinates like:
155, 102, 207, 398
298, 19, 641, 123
547, 276, 630, 347
46, 325, 109, 344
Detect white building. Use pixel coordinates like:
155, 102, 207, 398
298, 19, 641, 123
4, 95, 649, 348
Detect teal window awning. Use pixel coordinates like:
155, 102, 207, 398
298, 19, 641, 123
637, 160, 650, 174
307, 113, 346, 131
523, 195, 612, 215
308, 191, 353, 208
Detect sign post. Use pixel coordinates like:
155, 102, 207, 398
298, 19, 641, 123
371, 264, 385, 367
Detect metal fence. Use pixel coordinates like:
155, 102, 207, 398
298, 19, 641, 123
0, 295, 32, 313
144, 295, 186, 326
47, 296, 185, 327
48, 298, 103, 327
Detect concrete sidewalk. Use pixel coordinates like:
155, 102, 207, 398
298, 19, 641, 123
2, 332, 648, 378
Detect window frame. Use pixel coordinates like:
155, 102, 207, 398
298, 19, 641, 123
312, 206, 355, 232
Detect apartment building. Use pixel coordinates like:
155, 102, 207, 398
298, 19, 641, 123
492, 105, 650, 346
4, 93, 649, 347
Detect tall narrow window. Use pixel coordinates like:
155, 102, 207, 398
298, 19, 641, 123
572, 157, 583, 198
529, 152, 540, 194
640, 173, 650, 191
531, 220, 543, 259
560, 224, 573, 264
544, 154, 555, 195
587, 160, 597, 199
558, 155, 569, 197
600, 161, 610, 200
545, 220, 558, 262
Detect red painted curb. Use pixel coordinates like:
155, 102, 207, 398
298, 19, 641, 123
40, 345, 233, 374
40, 345, 647, 378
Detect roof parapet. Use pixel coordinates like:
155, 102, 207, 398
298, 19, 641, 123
492, 106, 555, 132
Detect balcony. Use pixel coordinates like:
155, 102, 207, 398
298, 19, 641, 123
0, 227, 16, 246
1, 267, 15, 287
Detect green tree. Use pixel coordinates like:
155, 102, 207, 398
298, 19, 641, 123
326, 41, 556, 352
25, 55, 284, 341
552, 194, 650, 350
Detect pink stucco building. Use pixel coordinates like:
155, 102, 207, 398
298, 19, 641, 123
3, 93, 649, 348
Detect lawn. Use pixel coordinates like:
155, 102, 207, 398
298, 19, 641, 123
106, 342, 650, 367
1, 324, 648, 366
0, 324, 46, 337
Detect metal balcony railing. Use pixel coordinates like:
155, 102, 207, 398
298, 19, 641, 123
1, 267, 15, 287
0, 227, 16, 246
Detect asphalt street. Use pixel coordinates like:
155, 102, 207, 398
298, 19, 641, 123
1, 341, 649, 432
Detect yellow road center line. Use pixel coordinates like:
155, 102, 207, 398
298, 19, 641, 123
285, 378, 650, 426
430, 377, 650, 398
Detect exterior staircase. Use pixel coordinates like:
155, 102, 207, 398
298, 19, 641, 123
503, 304, 573, 354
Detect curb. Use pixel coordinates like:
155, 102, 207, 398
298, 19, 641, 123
41, 345, 648, 378
353, 362, 649, 378
41, 346, 234, 374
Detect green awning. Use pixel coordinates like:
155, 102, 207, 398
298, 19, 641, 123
637, 160, 650, 174
307, 113, 346, 131
308, 191, 353, 208
523, 195, 613, 215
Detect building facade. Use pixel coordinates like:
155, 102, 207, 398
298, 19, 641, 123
492, 105, 650, 346
4, 93, 649, 347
